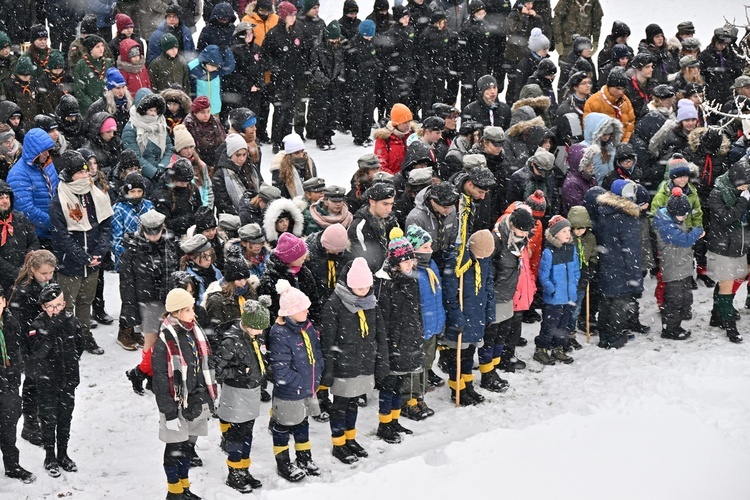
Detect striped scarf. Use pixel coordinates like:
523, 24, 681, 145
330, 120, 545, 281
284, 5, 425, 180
159, 317, 217, 410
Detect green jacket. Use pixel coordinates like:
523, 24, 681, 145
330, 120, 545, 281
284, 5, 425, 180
553, 0, 604, 57
74, 56, 113, 114
148, 52, 191, 94
649, 180, 703, 228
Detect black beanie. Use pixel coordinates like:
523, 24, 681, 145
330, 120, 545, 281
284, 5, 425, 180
666, 187, 692, 217
194, 206, 218, 234
509, 207, 535, 232
119, 149, 140, 171
645, 23, 664, 44
223, 255, 251, 282
59, 150, 88, 182
38, 283, 63, 305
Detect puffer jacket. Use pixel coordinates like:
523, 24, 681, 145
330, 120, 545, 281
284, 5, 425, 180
583, 85, 635, 142
268, 316, 323, 401
118, 231, 178, 328
539, 229, 580, 305
461, 96, 512, 130
214, 321, 265, 389
147, 21, 197, 65
84, 111, 123, 176
122, 89, 173, 180
706, 172, 750, 258
654, 207, 704, 282
506, 159, 560, 218
415, 257, 445, 340
188, 45, 236, 114
117, 38, 151, 94
29, 311, 84, 390
6, 129, 59, 239
561, 143, 599, 215
374, 125, 412, 175
151, 183, 202, 237
442, 250, 495, 344
197, 2, 236, 51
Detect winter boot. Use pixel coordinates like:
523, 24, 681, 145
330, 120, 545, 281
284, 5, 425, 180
355, 394, 367, 407
83, 333, 104, 355
295, 449, 320, 476
186, 443, 203, 467
126, 366, 147, 396
568, 335, 583, 350
726, 320, 744, 344
551, 346, 574, 364
243, 470, 262, 489
332, 443, 358, 464
92, 307, 114, 325
533, 347, 556, 365
226, 466, 253, 493
463, 380, 485, 403
5, 465, 35, 483
718, 294, 744, 343
661, 328, 691, 341
499, 346, 526, 372
427, 369, 445, 389
133, 331, 145, 347
517, 336, 529, 346
21, 416, 43, 446
44, 450, 60, 478
117, 327, 138, 351
57, 453, 77, 473
312, 389, 331, 422
416, 399, 435, 418
376, 422, 402, 443
697, 274, 716, 287
391, 417, 413, 435
522, 309, 541, 323
480, 370, 509, 393
181, 487, 201, 500
275, 450, 305, 482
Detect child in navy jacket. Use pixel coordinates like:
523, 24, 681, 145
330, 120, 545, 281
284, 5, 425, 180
535, 215, 580, 365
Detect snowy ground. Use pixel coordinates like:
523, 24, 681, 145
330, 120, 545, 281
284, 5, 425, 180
3, 1, 750, 498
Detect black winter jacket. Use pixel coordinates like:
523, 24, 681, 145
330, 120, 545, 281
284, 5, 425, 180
0, 310, 23, 393
214, 321, 265, 389
461, 97, 512, 130
257, 254, 322, 325
348, 204, 399, 272
306, 231, 353, 303
84, 112, 123, 175
151, 183, 202, 237
0, 205, 40, 293
707, 172, 750, 258
29, 311, 84, 390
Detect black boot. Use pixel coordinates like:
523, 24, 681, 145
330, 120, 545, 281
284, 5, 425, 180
44, 450, 60, 478
126, 366, 147, 396
427, 369, 445, 388
726, 320, 744, 343
697, 274, 716, 288
567, 336, 583, 350
480, 370, 509, 393
243, 470, 262, 489
463, 381, 485, 403
57, 454, 77, 472
332, 444, 358, 464
376, 422, 402, 443
312, 389, 331, 422
5, 465, 35, 483
92, 308, 114, 325
21, 416, 43, 446
83, 333, 104, 355
275, 450, 305, 482
186, 443, 203, 467
295, 449, 320, 476
226, 467, 253, 493
345, 438, 368, 458
181, 488, 201, 500
522, 309, 541, 323
391, 419, 413, 435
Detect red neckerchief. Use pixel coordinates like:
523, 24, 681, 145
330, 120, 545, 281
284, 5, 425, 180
630, 75, 649, 102
0, 212, 13, 246
601, 88, 623, 120
702, 155, 714, 186
82, 54, 105, 80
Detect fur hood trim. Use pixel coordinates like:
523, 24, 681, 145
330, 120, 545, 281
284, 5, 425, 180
160, 88, 192, 115
544, 228, 565, 248
373, 122, 415, 140
596, 191, 641, 217
512, 95, 551, 113
262, 197, 304, 242
688, 127, 731, 156
507, 115, 545, 138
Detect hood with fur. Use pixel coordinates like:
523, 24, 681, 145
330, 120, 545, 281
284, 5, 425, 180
596, 190, 641, 217
688, 126, 731, 156
262, 197, 304, 242
507, 115, 545, 138
583, 112, 624, 147
160, 88, 192, 116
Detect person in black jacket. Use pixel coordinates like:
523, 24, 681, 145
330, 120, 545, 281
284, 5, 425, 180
214, 296, 270, 493
384, 7, 417, 114
0, 284, 35, 483
506, 147, 559, 221
0, 181, 40, 294
83, 111, 123, 177
54, 95, 87, 151
152, 158, 202, 238
305, 224, 352, 303
28, 284, 85, 478
417, 10, 452, 119
459, 1, 491, 108
321, 257, 389, 463
310, 21, 345, 150
339, 0, 362, 41
699, 28, 743, 107
462, 74, 512, 130
50, 151, 113, 356
198, 2, 236, 52
346, 20, 382, 146
222, 22, 265, 125
348, 182, 400, 271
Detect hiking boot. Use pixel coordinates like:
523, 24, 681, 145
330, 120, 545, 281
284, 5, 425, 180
391, 420, 413, 435
5, 465, 35, 483
463, 381, 485, 403
697, 275, 716, 287
416, 399, 435, 418
226, 467, 253, 493
295, 450, 320, 476
568, 336, 583, 350
533, 347, 556, 365
332, 444, 358, 464
427, 369, 445, 388
21, 417, 42, 446
83, 336, 104, 355
376, 422, 402, 443
480, 370, 509, 393
400, 402, 427, 421
92, 308, 114, 325
117, 327, 138, 351
661, 328, 691, 341
345, 439, 368, 458
598, 333, 628, 349
275, 450, 305, 482
551, 346, 574, 364
522, 309, 541, 323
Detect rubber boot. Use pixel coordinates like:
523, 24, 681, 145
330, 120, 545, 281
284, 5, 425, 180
295, 449, 320, 476
226, 466, 253, 493
275, 450, 305, 482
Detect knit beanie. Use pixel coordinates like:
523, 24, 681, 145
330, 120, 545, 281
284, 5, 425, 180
0, 31, 10, 50
173, 124, 195, 152
161, 33, 179, 52
283, 133, 305, 154
223, 254, 251, 282
194, 206, 217, 234
527, 28, 550, 52
276, 279, 311, 317
0, 124, 15, 144
116, 13, 135, 32
611, 20, 631, 38
390, 103, 413, 125
676, 99, 698, 122
611, 44, 631, 62
729, 158, 750, 187
611, 178, 637, 201
48, 50, 65, 70
631, 52, 653, 70
277, 1, 298, 19
548, 215, 571, 238
119, 149, 140, 170
509, 205, 535, 232
228, 107, 257, 132
82, 34, 105, 54
645, 23, 664, 44
29, 24, 48, 42
607, 67, 629, 88
387, 227, 415, 265
666, 187, 692, 217
274, 232, 307, 264
191, 96, 211, 114
106, 68, 127, 91
469, 229, 494, 259
359, 19, 376, 37
59, 150, 88, 182
476, 74, 498, 94
405, 224, 432, 250
100, 117, 117, 133
320, 223, 349, 253
166, 288, 194, 312
346, 257, 373, 288
343, 0, 359, 14
170, 158, 194, 182
324, 20, 342, 40
14, 57, 34, 76
226, 133, 248, 157
242, 295, 272, 330
80, 14, 98, 35
668, 153, 691, 179
302, 0, 320, 14
38, 283, 63, 305
122, 172, 146, 193
525, 189, 547, 218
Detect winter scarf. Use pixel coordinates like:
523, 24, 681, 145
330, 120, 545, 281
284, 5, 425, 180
128, 106, 167, 156
159, 315, 217, 410
334, 283, 377, 337
0, 212, 12, 246
715, 172, 741, 209
222, 166, 246, 210
117, 57, 146, 75
309, 201, 353, 229
57, 178, 115, 231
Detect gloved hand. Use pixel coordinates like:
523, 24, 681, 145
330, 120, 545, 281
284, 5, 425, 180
741, 189, 750, 201
165, 418, 181, 432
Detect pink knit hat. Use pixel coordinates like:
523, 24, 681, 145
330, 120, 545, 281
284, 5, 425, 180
320, 224, 349, 253
276, 279, 311, 317
274, 232, 307, 264
100, 117, 117, 133
346, 257, 373, 288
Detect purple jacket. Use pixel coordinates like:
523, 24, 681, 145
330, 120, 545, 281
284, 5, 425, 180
561, 143, 598, 216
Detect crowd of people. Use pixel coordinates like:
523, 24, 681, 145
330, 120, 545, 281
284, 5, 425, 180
0, 0, 749, 499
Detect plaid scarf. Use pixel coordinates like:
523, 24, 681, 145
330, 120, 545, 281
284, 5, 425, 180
159, 317, 217, 410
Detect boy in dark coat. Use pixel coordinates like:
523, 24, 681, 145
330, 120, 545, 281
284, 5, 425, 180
222, 23, 265, 124
28, 284, 84, 478
148, 34, 191, 93
4, 57, 37, 131
348, 182, 400, 272
345, 19, 382, 147
309, 21, 345, 150
416, 11, 452, 118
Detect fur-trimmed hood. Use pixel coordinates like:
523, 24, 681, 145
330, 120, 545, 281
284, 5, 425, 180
262, 197, 304, 242
583, 112, 624, 147
544, 228, 566, 248
512, 95, 551, 114
507, 115, 545, 138
688, 126, 731, 156
160, 88, 192, 116
373, 122, 415, 141
596, 191, 641, 217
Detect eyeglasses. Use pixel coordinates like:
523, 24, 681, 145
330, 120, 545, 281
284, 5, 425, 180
43, 303, 65, 311
196, 251, 213, 261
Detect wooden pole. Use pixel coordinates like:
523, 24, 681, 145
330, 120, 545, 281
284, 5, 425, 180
456, 273, 464, 407
586, 282, 591, 345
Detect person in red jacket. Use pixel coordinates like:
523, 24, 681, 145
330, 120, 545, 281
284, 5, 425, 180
117, 38, 151, 95
373, 103, 414, 175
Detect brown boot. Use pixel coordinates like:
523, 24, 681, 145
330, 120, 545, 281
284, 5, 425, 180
116, 327, 138, 351
133, 331, 145, 348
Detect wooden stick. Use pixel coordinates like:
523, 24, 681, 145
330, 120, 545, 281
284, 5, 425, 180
586, 282, 591, 345
456, 273, 464, 408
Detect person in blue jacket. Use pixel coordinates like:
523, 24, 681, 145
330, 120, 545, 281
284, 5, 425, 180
267, 279, 323, 483
188, 45, 236, 116
535, 215, 580, 365
6, 128, 59, 247
442, 228, 495, 406
122, 89, 173, 181
147, 5, 197, 65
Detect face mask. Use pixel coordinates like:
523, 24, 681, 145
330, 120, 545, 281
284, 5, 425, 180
258, 12, 269, 20
292, 157, 307, 168
415, 251, 432, 267
128, 196, 143, 205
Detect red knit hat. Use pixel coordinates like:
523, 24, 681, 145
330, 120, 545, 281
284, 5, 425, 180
525, 190, 547, 218
116, 13, 135, 32
191, 96, 211, 114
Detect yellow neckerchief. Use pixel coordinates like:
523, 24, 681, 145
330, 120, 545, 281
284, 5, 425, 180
425, 266, 440, 294
300, 327, 315, 364
250, 336, 265, 376
455, 193, 473, 278
473, 261, 482, 295
327, 259, 336, 289
357, 310, 369, 338
575, 236, 588, 267
237, 295, 246, 312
